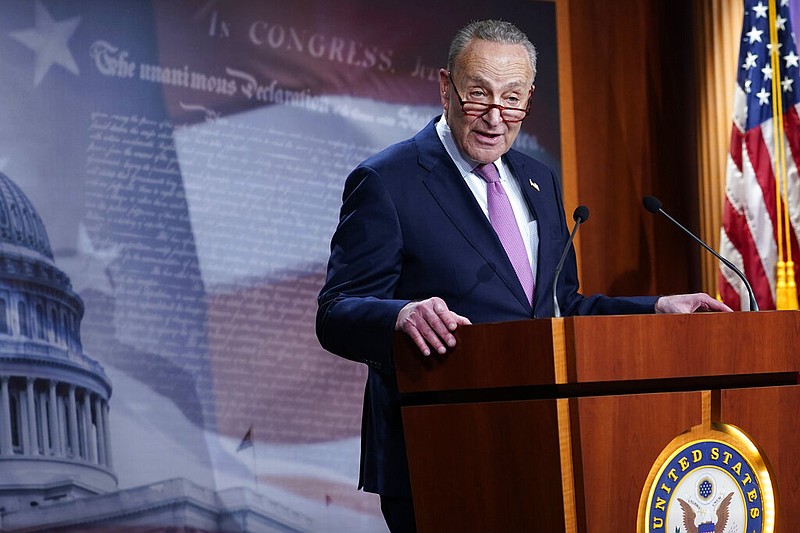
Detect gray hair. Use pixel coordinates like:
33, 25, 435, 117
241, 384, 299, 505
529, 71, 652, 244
447, 19, 538, 82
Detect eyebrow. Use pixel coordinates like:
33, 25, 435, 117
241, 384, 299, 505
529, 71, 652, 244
460, 75, 529, 92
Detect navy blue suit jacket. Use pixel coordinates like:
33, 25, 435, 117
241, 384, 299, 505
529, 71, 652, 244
316, 117, 657, 497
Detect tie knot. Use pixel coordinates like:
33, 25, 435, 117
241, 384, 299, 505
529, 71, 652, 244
474, 163, 500, 184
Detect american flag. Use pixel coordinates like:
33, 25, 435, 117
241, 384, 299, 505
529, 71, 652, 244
720, 0, 800, 310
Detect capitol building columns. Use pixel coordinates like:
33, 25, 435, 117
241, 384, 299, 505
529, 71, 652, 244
0, 376, 12, 454
0, 376, 113, 468
0, 172, 118, 506
25, 377, 37, 456
48, 379, 61, 455
95, 394, 107, 467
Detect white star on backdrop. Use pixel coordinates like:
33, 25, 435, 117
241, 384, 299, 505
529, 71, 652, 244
8, 0, 81, 87
56, 223, 120, 297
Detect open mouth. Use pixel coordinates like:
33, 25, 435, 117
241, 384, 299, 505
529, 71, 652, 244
474, 130, 503, 144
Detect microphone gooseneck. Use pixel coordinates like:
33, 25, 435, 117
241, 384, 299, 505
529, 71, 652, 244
553, 205, 590, 318
641, 195, 759, 311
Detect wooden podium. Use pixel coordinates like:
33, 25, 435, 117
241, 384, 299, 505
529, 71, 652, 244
393, 311, 800, 532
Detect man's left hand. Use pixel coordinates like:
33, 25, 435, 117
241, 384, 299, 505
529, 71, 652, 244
655, 293, 733, 314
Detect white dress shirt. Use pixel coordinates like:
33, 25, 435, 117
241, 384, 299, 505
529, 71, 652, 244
435, 118, 539, 282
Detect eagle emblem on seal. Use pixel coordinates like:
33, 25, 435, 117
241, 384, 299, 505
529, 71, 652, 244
677, 492, 734, 533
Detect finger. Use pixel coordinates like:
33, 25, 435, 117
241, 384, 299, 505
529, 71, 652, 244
698, 294, 733, 313
417, 308, 453, 353
422, 298, 460, 347
396, 303, 436, 356
398, 299, 470, 355
454, 313, 472, 326
708, 301, 733, 312
399, 300, 449, 354
437, 310, 472, 330
431, 297, 472, 329
397, 303, 448, 355
400, 321, 435, 356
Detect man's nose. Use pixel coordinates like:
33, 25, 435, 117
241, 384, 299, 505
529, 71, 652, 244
482, 106, 504, 126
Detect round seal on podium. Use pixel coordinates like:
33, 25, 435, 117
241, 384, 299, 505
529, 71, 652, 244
637, 422, 776, 533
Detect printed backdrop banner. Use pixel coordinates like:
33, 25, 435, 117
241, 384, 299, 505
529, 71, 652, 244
0, 1, 559, 530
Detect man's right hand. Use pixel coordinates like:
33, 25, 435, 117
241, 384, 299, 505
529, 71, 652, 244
395, 297, 472, 356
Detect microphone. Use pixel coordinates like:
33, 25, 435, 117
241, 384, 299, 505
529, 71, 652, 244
553, 205, 590, 318
642, 195, 759, 311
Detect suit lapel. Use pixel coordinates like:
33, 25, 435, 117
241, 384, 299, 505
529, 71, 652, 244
415, 120, 532, 312
505, 150, 564, 317
504, 151, 542, 227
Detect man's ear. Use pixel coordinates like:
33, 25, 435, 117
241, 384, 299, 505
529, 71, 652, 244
439, 68, 450, 110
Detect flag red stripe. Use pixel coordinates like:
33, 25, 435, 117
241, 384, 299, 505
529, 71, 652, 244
780, 105, 800, 297
722, 197, 776, 309
744, 126, 779, 239
730, 123, 743, 171
783, 105, 800, 165
718, 269, 741, 311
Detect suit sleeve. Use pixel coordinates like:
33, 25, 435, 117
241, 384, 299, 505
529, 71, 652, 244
316, 165, 411, 374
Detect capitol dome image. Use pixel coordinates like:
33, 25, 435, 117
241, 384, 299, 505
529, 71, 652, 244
0, 172, 310, 532
0, 172, 115, 511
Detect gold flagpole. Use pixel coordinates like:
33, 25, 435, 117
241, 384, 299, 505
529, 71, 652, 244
768, 0, 798, 309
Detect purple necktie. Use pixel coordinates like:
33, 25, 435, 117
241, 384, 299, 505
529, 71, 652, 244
474, 163, 534, 304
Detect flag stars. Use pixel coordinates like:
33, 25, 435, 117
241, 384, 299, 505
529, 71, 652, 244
8, 0, 81, 87
745, 79, 753, 93
756, 87, 771, 105
743, 51, 759, 70
767, 42, 783, 55
746, 26, 764, 44
752, 1, 769, 18
776, 16, 788, 31
785, 50, 800, 68
782, 78, 794, 92
761, 63, 773, 80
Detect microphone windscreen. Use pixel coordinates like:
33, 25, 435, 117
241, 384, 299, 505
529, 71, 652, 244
642, 196, 663, 213
573, 205, 589, 222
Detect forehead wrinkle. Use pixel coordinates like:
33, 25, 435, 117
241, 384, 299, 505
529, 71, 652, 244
461, 73, 530, 92
456, 50, 532, 89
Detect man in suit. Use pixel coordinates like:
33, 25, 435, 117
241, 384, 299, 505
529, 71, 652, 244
316, 19, 729, 532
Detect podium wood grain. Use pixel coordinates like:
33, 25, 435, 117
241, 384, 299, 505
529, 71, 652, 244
394, 311, 800, 531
